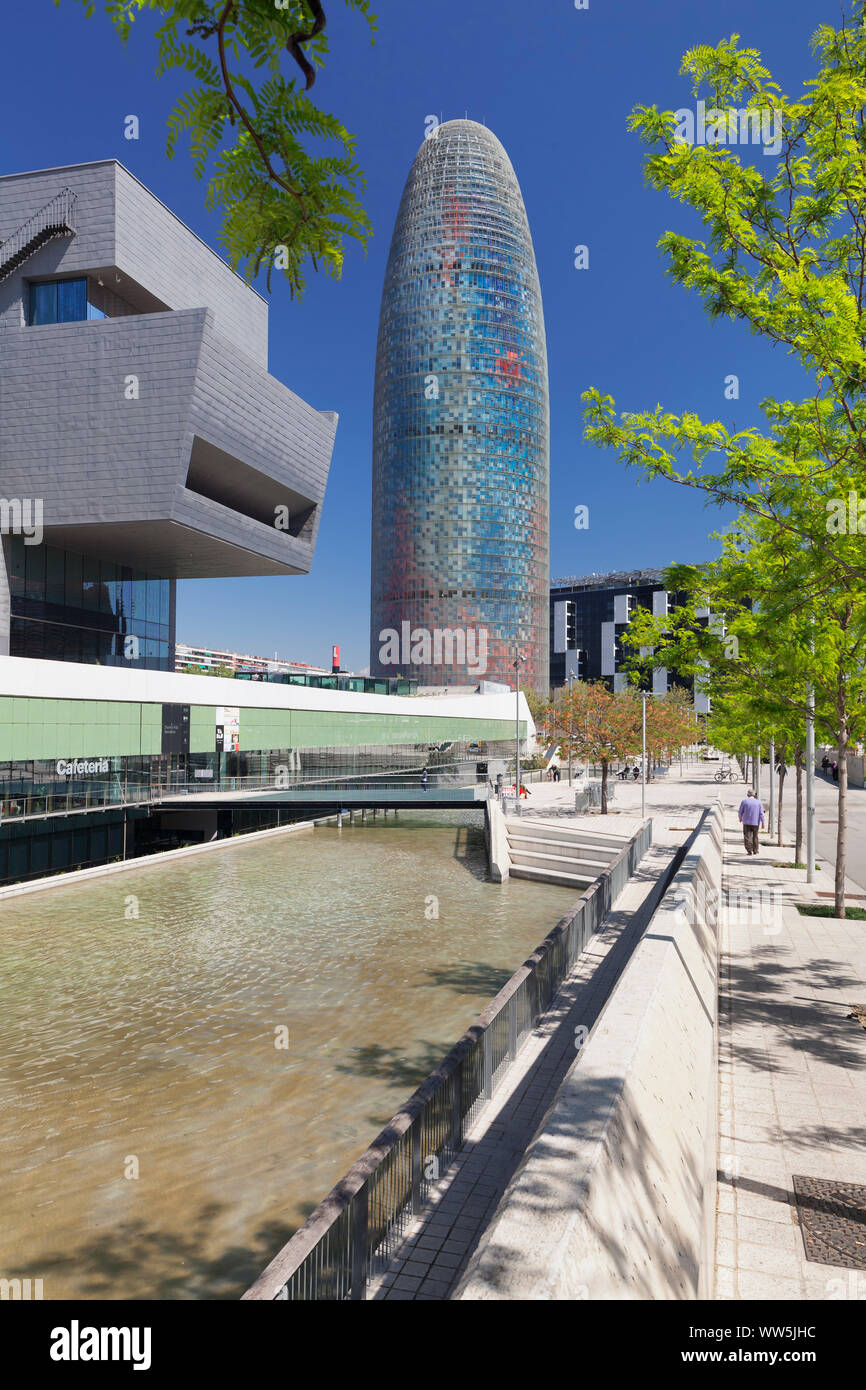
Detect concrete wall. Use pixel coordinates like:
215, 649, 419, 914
0, 307, 334, 579
0, 655, 535, 760
0, 160, 336, 612
457, 803, 725, 1301
485, 796, 510, 882
0, 161, 267, 366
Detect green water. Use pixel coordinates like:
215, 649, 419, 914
0, 812, 576, 1299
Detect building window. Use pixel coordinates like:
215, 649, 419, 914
8, 537, 172, 671
29, 277, 109, 326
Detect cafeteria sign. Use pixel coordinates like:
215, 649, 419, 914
56, 758, 110, 777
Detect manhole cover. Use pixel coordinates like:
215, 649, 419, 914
792, 1176, 866, 1269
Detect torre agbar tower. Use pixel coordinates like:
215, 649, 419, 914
370, 120, 550, 692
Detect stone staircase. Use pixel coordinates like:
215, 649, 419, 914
504, 817, 625, 889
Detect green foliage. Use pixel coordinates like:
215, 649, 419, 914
58, 1, 377, 298
583, 8, 866, 915
584, 5, 866, 574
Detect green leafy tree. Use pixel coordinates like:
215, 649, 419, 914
584, 10, 866, 582
61, 0, 377, 297
625, 525, 866, 912
582, 9, 866, 915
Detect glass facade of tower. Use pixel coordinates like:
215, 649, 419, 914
370, 121, 549, 692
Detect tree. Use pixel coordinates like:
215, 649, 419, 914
546, 683, 637, 813
62, 0, 377, 298
581, 10, 866, 915
584, 13, 866, 577
181, 662, 236, 677
625, 524, 866, 913
643, 686, 696, 769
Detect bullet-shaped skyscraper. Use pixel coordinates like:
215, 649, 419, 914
370, 120, 549, 692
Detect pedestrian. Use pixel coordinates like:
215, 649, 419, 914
832, 760, 839, 782
737, 787, 766, 856
421, 768, 428, 793
821, 755, 830, 774
553, 766, 560, 783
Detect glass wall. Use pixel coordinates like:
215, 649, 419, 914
8, 537, 173, 670
0, 809, 132, 885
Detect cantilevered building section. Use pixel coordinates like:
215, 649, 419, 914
0, 160, 336, 669
370, 121, 550, 693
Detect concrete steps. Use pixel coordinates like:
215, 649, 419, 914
509, 863, 595, 889
505, 819, 624, 854
503, 818, 628, 888
508, 831, 618, 862
507, 841, 607, 871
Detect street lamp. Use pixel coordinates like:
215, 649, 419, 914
566, 670, 576, 786
641, 690, 647, 820
513, 653, 525, 809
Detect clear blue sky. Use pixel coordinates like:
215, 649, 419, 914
3, 0, 831, 670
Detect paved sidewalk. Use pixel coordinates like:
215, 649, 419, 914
370, 761, 724, 1301
715, 815, 866, 1300
370, 830, 683, 1300
371, 762, 866, 1301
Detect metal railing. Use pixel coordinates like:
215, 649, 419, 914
162, 771, 486, 798
242, 817, 653, 1302
0, 780, 154, 823
0, 763, 488, 823
0, 188, 77, 281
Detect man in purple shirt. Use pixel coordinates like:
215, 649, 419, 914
738, 789, 766, 855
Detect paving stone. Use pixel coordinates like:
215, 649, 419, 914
715, 810, 865, 1302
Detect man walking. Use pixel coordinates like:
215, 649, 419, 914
738, 787, 765, 855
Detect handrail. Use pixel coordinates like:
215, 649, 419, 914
242, 817, 654, 1302
0, 764, 487, 822
0, 187, 77, 281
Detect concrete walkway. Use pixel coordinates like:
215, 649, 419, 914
370, 808, 690, 1300
371, 761, 866, 1301
715, 816, 866, 1300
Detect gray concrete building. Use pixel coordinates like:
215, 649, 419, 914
0, 160, 336, 669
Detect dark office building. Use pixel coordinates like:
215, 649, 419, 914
549, 568, 707, 707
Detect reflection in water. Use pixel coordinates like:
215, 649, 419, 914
0, 812, 576, 1299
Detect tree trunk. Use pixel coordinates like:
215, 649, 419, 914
777, 765, 785, 847
836, 741, 848, 919
795, 747, 803, 866
601, 757, 609, 815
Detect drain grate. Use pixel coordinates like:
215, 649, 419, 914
792, 1176, 866, 1269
